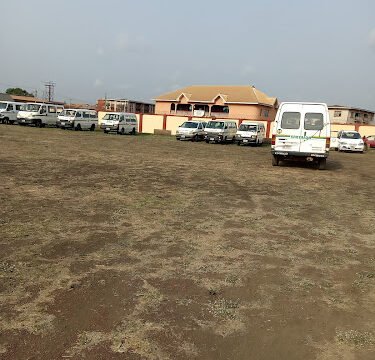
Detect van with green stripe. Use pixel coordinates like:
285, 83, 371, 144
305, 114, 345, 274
271, 102, 330, 170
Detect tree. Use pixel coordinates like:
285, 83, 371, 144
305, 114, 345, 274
5, 88, 34, 97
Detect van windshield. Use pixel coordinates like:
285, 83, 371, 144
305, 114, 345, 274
239, 124, 257, 132
180, 122, 198, 128
206, 121, 224, 129
341, 132, 361, 139
103, 114, 120, 120
0, 103, 7, 110
60, 110, 76, 117
20, 104, 40, 112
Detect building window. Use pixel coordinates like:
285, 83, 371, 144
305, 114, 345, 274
211, 105, 229, 114
350, 112, 354, 118
170, 104, 175, 112
263, 109, 269, 117
334, 111, 341, 117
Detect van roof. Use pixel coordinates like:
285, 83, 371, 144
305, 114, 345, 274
208, 119, 236, 122
0, 101, 18, 104
279, 102, 328, 106
104, 112, 137, 115
22, 102, 61, 106
241, 121, 263, 125
64, 108, 96, 112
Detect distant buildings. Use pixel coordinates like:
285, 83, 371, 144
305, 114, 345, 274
154, 85, 278, 120
0, 93, 64, 106
328, 105, 374, 124
96, 98, 155, 114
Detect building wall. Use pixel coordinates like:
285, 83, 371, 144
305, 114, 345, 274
329, 108, 374, 124
155, 101, 171, 114
155, 101, 276, 121
142, 114, 164, 134
97, 99, 155, 114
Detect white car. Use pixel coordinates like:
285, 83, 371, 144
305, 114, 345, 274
337, 130, 365, 152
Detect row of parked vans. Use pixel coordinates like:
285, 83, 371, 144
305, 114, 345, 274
0, 100, 138, 135
176, 120, 266, 145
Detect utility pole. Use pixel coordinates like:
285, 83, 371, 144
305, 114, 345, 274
43, 81, 55, 102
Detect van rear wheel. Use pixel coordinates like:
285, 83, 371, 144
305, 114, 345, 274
75, 124, 81, 131
272, 155, 280, 166
120, 127, 125, 135
318, 158, 326, 170
90, 124, 95, 131
131, 128, 136, 135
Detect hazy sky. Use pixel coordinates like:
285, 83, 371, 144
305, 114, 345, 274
1, 0, 375, 109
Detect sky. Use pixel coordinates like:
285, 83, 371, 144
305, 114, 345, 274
1, 0, 375, 109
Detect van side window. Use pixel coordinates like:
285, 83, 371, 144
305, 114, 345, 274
16, 105, 22, 110
83, 112, 90, 118
90, 113, 97, 119
120, 115, 125, 122
281, 112, 300, 129
48, 106, 56, 113
76, 112, 82, 118
40, 106, 47, 114
304, 113, 324, 130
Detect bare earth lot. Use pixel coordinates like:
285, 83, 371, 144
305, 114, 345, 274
0, 125, 375, 359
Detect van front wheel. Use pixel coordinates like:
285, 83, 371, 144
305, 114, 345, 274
272, 155, 280, 166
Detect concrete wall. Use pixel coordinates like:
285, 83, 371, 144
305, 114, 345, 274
142, 114, 164, 134
357, 126, 375, 137
100, 112, 375, 138
166, 116, 186, 135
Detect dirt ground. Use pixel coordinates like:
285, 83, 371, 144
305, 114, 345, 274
0, 125, 374, 360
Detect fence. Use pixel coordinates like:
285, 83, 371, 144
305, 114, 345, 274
98, 112, 375, 138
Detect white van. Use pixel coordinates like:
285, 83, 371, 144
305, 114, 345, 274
17, 103, 64, 127
204, 120, 237, 143
271, 102, 330, 169
100, 112, 138, 135
176, 120, 207, 141
57, 109, 98, 131
236, 121, 265, 146
0, 101, 22, 124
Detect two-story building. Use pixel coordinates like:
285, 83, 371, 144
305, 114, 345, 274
96, 98, 155, 114
329, 105, 374, 124
154, 85, 278, 120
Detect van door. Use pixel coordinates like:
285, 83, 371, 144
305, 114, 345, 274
299, 104, 327, 155
274, 103, 303, 153
46, 105, 57, 125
